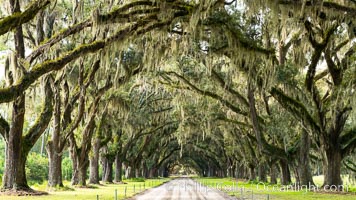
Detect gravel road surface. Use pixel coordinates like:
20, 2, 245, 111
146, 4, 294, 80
128, 178, 237, 200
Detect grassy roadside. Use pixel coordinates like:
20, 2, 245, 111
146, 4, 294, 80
1, 178, 170, 200
195, 177, 356, 200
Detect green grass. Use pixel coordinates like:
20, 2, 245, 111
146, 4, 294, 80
195, 177, 356, 200
2, 177, 355, 200
1, 178, 170, 200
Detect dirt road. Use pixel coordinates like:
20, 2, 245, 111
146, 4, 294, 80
128, 178, 236, 200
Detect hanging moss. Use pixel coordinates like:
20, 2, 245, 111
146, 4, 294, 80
0, 0, 50, 36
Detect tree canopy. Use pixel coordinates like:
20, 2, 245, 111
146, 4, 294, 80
0, 0, 355, 194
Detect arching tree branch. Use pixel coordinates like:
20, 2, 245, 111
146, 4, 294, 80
270, 87, 321, 134
0, 115, 10, 140
0, 0, 50, 36
23, 75, 54, 154
0, 13, 183, 103
166, 71, 248, 117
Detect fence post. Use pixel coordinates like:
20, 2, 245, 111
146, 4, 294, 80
134, 184, 136, 193
251, 190, 254, 200
232, 182, 235, 196
125, 186, 127, 197
205, 181, 208, 194
267, 194, 270, 200
96, 194, 99, 200
115, 189, 117, 200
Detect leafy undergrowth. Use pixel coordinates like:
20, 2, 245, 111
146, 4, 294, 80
195, 177, 356, 200
0, 178, 170, 200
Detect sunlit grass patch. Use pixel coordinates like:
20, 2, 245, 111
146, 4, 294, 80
195, 177, 356, 200
1, 178, 170, 200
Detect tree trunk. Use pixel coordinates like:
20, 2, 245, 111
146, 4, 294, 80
71, 162, 79, 185
2, 0, 28, 190
101, 156, 107, 182
3, 146, 28, 190
2, 77, 53, 190
323, 147, 343, 190
258, 164, 267, 182
248, 165, 256, 181
114, 154, 123, 182
160, 167, 164, 177
89, 138, 100, 184
222, 168, 227, 178
71, 147, 91, 186
125, 166, 131, 179
130, 166, 136, 178
231, 165, 236, 178
2, 94, 28, 190
297, 130, 315, 186
69, 134, 79, 185
78, 164, 88, 186
47, 82, 64, 188
70, 97, 100, 186
142, 164, 148, 178
47, 146, 63, 187
135, 168, 140, 178
279, 159, 291, 185
148, 167, 157, 178
207, 165, 211, 177
102, 157, 114, 183
270, 163, 278, 184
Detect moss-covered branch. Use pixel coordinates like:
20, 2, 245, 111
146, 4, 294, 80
331, 106, 352, 141
341, 128, 356, 156
59, 63, 87, 152
341, 43, 356, 71
247, 84, 287, 160
278, 0, 356, 16
0, 12, 182, 104
314, 69, 329, 82
304, 21, 337, 91
0, 0, 50, 36
97, 0, 192, 24
64, 60, 101, 116
167, 71, 248, 116
26, 20, 92, 64
97, 8, 161, 24
26, 7, 161, 63
63, 60, 142, 152
0, 115, 10, 140
247, 83, 264, 152
343, 159, 356, 172
206, 12, 276, 58
26, 0, 192, 63
98, 110, 112, 147
79, 95, 101, 164
216, 115, 252, 128
23, 75, 54, 154
211, 69, 250, 108
0, 40, 105, 103
270, 87, 321, 134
